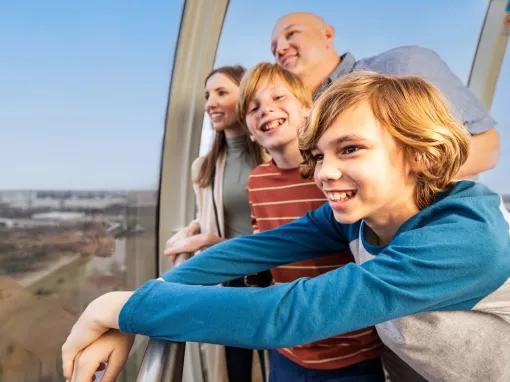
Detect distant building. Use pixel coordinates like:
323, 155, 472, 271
0, 190, 128, 211
0, 217, 58, 229
31, 211, 86, 222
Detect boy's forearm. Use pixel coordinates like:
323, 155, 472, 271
120, 264, 381, 348
162, 209, 344, 286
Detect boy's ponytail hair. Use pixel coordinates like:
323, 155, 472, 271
300, 71, 470, 209
237, 62, 312, 126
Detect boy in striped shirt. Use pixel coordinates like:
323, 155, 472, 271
239, 63, 384, 381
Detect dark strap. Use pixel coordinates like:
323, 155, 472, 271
211, 174, 223, 238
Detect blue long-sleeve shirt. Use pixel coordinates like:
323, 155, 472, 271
120, 181, 510, 381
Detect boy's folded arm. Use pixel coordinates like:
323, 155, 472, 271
120, 211, 509, 349
162, 204, 346, 285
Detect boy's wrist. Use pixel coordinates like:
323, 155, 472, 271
93, 291, 134, 330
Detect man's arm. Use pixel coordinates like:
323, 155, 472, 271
457, 128, 499, 179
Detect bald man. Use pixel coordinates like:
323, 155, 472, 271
271, 12, 499, 180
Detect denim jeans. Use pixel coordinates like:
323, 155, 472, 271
269, 350, 385, 382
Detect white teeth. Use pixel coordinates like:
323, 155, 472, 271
261, 118, 284, 132
328, 191, 355, 201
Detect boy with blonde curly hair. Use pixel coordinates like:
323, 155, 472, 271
63, 72, 510, 382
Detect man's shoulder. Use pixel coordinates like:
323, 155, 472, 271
356, 46, 443, 74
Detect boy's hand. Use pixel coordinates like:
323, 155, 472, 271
62, 292, 133, 380
69, 330, 134, 382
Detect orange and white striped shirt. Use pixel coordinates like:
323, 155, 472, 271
247, 161, 382, 370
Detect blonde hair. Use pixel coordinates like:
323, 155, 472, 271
237, 62, 312, 125
300, 71, 470, 209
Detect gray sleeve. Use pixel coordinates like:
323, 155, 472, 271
356, 46, 496, 134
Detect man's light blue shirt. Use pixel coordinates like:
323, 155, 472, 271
316, 46, 495, 134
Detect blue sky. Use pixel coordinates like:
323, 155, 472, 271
1, 1, 508, 193
0, 1, 182, 190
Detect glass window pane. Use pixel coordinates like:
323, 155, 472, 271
0, 2, 182, 380
479, 49, 510, 201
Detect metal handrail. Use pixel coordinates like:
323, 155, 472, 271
135, 339, 185, 382
136, 253, 190, 382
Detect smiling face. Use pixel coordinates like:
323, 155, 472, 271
204, 73, 240, 132
245, 77, 309, 155
312, 102, 419, 235
271, 13, 334, 79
